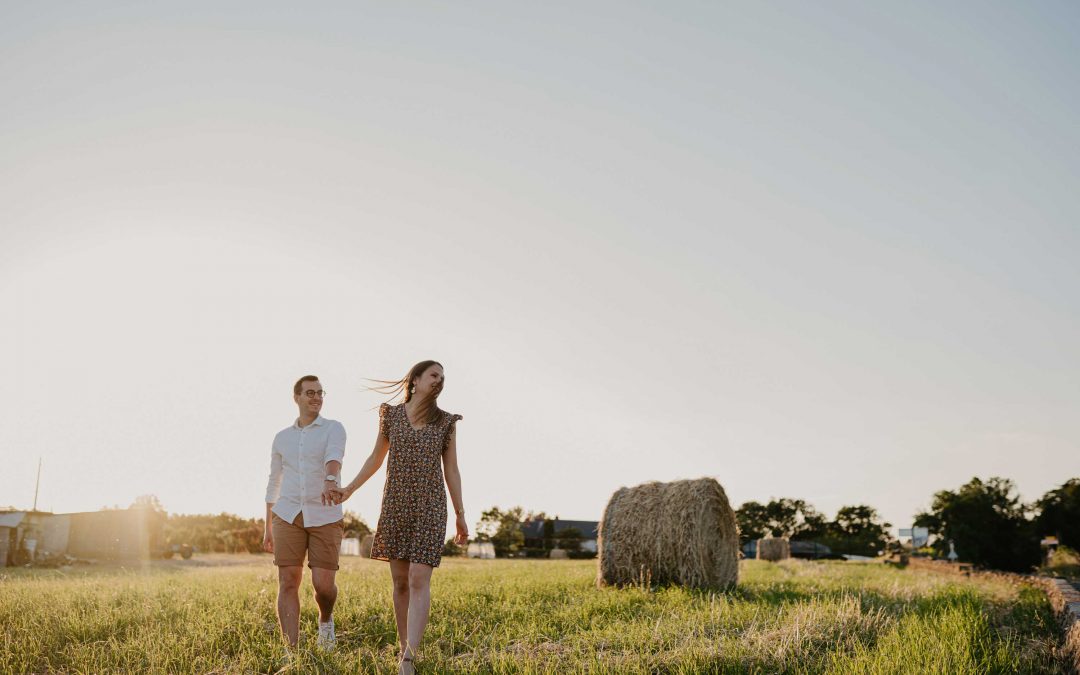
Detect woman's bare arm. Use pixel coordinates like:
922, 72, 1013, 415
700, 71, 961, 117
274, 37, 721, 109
443, 432, 469, 544
336, 431, 390, 501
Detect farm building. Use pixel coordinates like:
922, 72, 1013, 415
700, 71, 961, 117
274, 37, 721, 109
520, 517, 599, 553
0, 508, 166, 566
0, 511, 69, 566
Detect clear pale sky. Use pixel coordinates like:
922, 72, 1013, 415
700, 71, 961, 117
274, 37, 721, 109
2, 2, 1078, 537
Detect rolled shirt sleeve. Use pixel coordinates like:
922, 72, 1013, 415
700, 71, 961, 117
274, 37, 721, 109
265, 442, 283, 504
325, 420, 346, 465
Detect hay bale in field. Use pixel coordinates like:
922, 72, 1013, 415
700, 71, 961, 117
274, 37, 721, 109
359, 534, 374, 558
597, 477, 739, 590
756, 537, 791, 562
549, 547, 568, 560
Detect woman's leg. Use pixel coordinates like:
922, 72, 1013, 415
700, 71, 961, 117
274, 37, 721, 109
389, 560, 412, 656
405, 563, 434, 659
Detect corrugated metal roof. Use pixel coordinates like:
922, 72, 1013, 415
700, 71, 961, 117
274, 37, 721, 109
520, 519, 599, 539
0, 512, 26, 528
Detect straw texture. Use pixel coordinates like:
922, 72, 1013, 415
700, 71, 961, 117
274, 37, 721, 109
756, 537, 791, 562
597, 478, 739, 589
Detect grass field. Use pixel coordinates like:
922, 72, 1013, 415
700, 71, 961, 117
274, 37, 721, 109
0, 555, 1066, 674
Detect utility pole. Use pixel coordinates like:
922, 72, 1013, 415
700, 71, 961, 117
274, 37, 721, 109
32, 458, 42, 512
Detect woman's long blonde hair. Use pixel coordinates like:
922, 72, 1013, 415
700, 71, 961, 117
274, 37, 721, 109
367, 360, 445, 425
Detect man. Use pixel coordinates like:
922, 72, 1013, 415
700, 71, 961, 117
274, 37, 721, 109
263, 375, 346, 650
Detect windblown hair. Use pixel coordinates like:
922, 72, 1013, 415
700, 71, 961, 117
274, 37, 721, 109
367, 360, 445, 425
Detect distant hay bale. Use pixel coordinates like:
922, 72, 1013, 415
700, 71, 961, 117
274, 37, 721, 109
359, 534, 374, 558
467, 542, 495, 559
756, 537, 791, 562
597, 478, 739, 590
549, 548, 568, 560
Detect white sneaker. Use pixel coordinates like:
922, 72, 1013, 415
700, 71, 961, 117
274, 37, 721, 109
317, 618, 336, 651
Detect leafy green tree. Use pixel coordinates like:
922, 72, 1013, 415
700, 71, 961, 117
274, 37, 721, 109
1035, 478, 1080, 550
914, 477, 1039, 572
341, 510, 372, 539
736, 498, 827, 543
542, 519, 556, 551
131, 495, 165, 512
822, 505, 891, 557
166, 513, 263, 553
736, 501, 769, 544
477, 506, 526, 557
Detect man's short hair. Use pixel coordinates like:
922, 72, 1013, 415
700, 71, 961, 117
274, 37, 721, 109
294, 375, 320, 396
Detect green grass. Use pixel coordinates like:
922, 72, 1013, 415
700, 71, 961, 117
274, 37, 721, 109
0, 556, 1065, 673
1041, 546, 1080, 581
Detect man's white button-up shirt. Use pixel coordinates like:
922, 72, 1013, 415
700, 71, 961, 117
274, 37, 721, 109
265, 415, 346, 527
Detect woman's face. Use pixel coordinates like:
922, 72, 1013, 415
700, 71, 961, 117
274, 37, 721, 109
413, 364, 445, 398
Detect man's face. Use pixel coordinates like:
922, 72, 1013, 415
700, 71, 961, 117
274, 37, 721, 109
294, 380, 324, 417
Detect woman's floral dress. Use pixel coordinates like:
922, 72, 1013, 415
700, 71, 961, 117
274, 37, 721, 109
369, 403, 462, 567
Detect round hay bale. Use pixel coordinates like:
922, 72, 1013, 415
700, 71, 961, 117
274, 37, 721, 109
756, 537, 791, 562
359, 533, 374, 558
597, 477, 739, 590
549, 547, 568, 560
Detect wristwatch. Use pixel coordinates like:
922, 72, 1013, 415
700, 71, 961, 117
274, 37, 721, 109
325, 475, 338, 483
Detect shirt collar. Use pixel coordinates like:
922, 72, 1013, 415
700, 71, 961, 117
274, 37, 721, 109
294, 415, 325, 429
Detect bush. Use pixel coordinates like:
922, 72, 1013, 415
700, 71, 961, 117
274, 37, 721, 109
443, 538, 465, 557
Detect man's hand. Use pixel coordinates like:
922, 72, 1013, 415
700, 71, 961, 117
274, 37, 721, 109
327, 485, 352, 505
262, 531, 274, 553
321, 481, 338, 506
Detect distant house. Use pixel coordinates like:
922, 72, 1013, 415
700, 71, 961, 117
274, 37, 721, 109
520, 518, 599, 553
0, 508, 166, 566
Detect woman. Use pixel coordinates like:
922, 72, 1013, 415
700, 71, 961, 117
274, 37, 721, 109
331, 360, 468, 674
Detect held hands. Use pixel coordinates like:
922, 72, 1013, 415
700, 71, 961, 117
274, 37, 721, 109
323, 483, 353, 506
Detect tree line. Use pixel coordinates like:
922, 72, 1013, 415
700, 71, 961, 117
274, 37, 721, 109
131, 475, 1079, 572
738, 476, 1079, 572
735, 500, 891, 558
161, 507, 371, 554
914, 476, 1079, 572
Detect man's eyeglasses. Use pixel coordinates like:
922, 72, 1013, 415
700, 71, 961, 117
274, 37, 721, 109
303, 390, 327, 399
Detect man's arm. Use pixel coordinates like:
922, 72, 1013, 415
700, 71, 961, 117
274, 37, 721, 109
321, 421, 346, 505
263, 503, 275, 552
321, 460, 342, 505
264, 440, 283, 552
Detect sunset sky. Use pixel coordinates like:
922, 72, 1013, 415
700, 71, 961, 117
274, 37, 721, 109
2, 2, 1078, 536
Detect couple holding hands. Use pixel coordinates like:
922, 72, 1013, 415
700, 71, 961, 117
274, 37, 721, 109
262, 360, 467, 674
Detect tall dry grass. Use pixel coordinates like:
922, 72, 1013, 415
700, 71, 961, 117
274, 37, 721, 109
0, 556, 1067, 673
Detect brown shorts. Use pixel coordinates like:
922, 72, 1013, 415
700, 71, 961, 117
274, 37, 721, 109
271, 512, 344, 570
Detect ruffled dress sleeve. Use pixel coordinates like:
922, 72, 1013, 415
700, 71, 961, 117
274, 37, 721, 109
442, 411, 463, 452
379, 403, 392, 439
